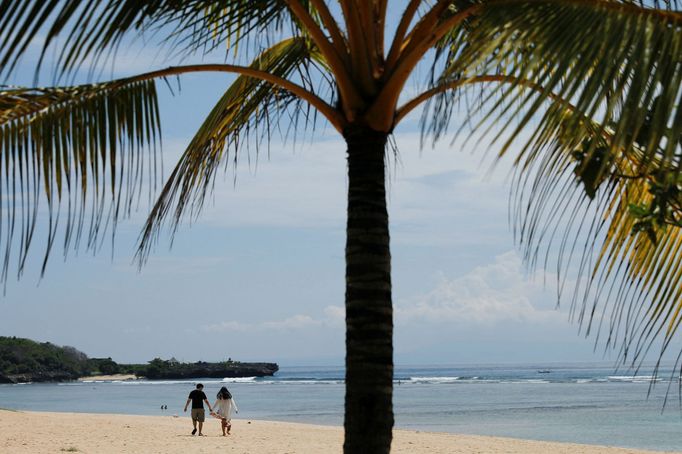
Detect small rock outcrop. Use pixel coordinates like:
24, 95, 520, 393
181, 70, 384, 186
138, 358, 278, 379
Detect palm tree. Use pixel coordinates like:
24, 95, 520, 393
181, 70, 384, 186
1, 1, 682, 452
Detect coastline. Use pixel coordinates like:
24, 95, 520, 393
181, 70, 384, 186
0, 409, 678, 454
77, 374, 138, 382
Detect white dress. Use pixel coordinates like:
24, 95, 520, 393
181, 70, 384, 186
213, 397, 238, 420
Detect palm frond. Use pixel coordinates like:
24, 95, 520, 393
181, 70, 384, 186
0, 79, 161, 282
442, 1, 682, 165
137, 36, 324, 261
507, 106, 682, 368
416, 0, 682, 366
0, 0, 292, 79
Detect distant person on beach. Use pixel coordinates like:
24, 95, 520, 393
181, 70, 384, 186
211, 386, 238, 436
183, 383, 213, 436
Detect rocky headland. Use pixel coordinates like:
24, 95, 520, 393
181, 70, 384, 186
0, 337, 278, 383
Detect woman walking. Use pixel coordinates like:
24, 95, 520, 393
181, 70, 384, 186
212, 386, 238, 436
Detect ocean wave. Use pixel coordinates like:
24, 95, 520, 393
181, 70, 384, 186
607, 375, 660, 383
221, 377, 257, 383
278, 380, 344, 385
408, 376, 461, 384
521, 404, 600, 412
278, 377, 345, 383
459, 379, 501, 383
117, 379, 230, 386
48, 374, 672, 387
509, 379, 550, 384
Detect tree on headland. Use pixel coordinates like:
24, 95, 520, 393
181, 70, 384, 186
0, 337, 90, 380
1, 1, 682, 452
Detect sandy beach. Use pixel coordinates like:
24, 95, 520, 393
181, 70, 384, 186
77, 374, 138, 382
0, 409, 677, 454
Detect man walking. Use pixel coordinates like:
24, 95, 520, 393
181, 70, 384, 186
183, 383, 213, 436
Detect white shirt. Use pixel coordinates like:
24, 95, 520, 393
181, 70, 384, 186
213, 397, 238, 419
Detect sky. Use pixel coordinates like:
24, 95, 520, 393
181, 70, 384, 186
0, 4, 632, 367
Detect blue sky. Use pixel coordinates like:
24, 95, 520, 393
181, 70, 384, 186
0, 5, 624, 366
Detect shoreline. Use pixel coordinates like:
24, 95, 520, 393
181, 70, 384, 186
0, 409, 678, 453
77, 373, 138, 381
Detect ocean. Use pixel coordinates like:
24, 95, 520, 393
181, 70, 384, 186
1, 363, 681, 452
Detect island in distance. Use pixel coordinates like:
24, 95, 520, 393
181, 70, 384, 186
0, 336, 278, 383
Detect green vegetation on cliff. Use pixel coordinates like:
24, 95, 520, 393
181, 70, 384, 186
0, 337, 90, 382
127, 357, 278, 379
0, 337, 278, 383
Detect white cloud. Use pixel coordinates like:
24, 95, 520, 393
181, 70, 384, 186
396, 251, 563, 325
201, 305, 344, 333
262, 314, 320, 330
323, 305, 345, 323
164, 131, 518, 252
190, 138, 349, 230
202, 251, 567, 335
200, 250, 566, 336
202, 321, 246, 332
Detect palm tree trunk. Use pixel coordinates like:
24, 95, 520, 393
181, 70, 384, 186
343, 125, 393, 454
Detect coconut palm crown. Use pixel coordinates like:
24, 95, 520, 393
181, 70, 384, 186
2, 1, 682, 453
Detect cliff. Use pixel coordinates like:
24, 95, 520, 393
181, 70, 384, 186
130, 358, 279, 379
0, 337, 278, 383
0, 337, 89, 383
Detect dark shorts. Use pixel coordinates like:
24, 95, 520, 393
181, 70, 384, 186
191, 408, 205, 422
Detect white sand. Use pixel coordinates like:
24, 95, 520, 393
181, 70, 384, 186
77, 374, 138, 382
0, 409, 677, 454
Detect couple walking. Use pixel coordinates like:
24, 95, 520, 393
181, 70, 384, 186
183, 383, 239, 436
